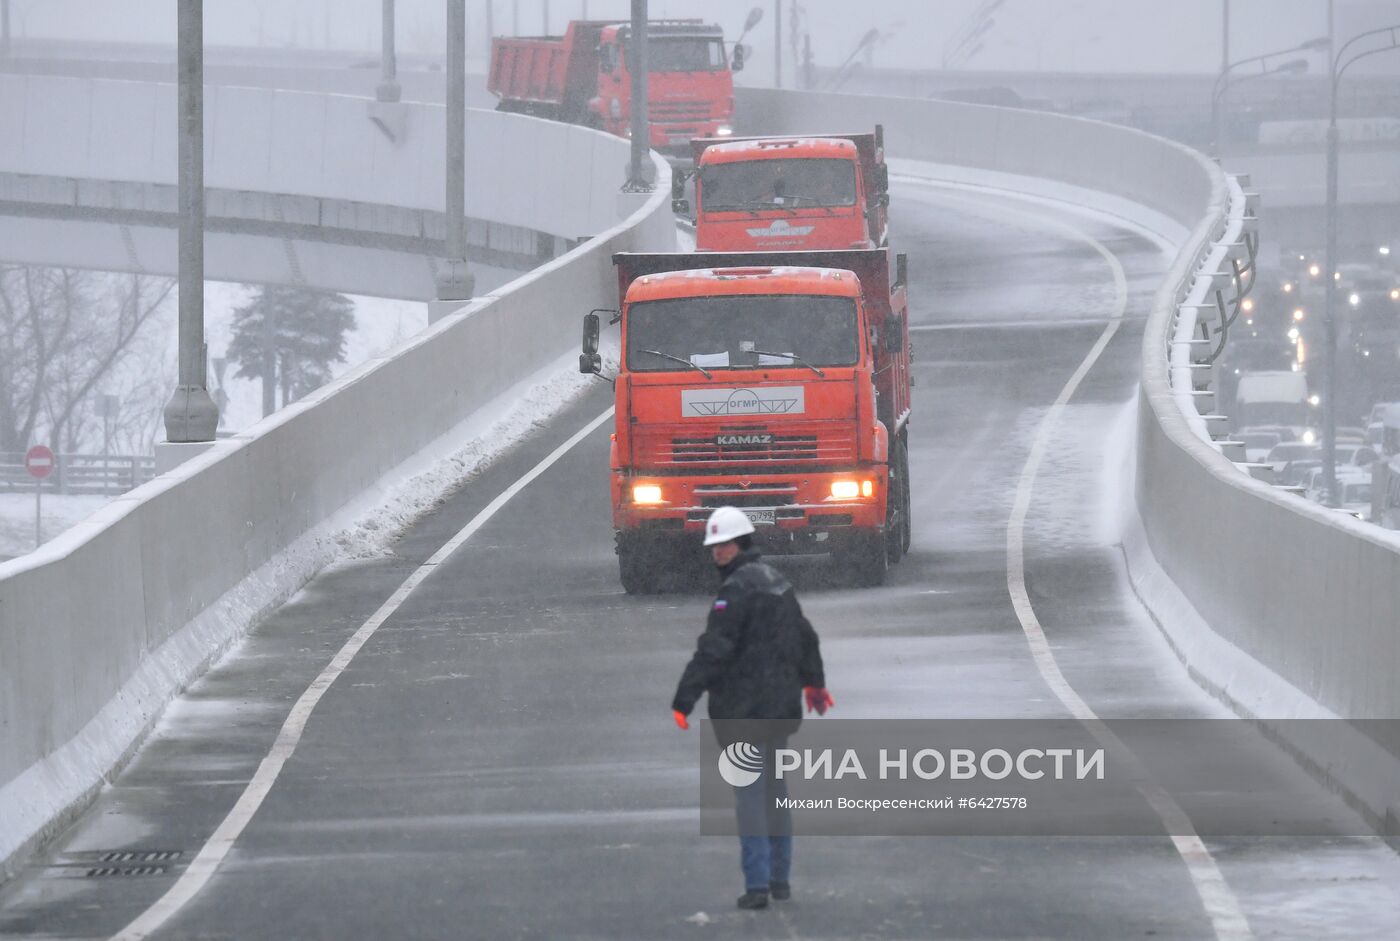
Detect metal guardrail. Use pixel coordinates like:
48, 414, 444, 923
0, 452, 155, 495
1163, 172, 1279, 483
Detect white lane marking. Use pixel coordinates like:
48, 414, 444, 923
976, 193, 1253, 941
110, 407, 616, 941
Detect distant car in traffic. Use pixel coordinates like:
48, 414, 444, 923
1280, 457, 1321, 486
1335, 426, 1369, 444
1240, 428, 1286, 463
1337, 479, 1373, 519
1267, 441, 1319, 476
1336, 443, 1380, 468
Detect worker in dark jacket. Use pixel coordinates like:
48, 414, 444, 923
672, 506, 834, 911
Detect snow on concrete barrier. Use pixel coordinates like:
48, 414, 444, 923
0, 81, 674, 876
743, 87, 1399, 830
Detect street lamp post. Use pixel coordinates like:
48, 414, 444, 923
377, 0, 400, 102
163, 0, 219, 444
773, 0, 782, 89
436, 0, 474, 302
624, 0, 651, 190
1210, 38, 1325, 158
1322, 24, 1400, 506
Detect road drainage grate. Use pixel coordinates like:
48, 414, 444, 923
83, 850, 183, 877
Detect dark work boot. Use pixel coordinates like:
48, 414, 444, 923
769, 880, 791, 901
736, 889, 770, 910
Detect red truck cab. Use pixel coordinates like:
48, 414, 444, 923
489, 20, 736, 153
687, 129, 890, 251
581, 249, 912, 592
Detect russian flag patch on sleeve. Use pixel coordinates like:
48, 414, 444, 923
713, 599, 728, 611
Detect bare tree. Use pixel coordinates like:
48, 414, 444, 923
0, 265, 175, 455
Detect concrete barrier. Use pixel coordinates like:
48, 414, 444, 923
0, 74, 619, 240
0, 77, 675, 875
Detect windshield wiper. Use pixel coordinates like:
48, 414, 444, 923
703, 201, 773, 217
638, 348, 712, 378
778, 193, 839, 215
748, 349, 825, 377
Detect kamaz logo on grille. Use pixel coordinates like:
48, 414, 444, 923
745, 219, 816, 239
682, 387, 805, 418
717, 433, 774, 447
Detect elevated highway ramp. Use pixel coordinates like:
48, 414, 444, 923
3, 173, 1397, 940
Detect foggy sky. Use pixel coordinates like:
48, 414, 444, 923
9, 1, 1399, 76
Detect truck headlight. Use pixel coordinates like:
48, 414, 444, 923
830, 480, 874, 500
715, 124, 734, 136
632, 484, 663, 505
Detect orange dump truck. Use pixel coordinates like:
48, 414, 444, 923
488, 20, 738, 153
680, 129, 890, 251
579, 249, 912, 592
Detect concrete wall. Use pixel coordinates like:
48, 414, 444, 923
0, 76, 674, 874
737, 88, 1218, 229
0, 74, 620, 240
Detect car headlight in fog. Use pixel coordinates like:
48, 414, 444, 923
1391, 289, 1399, 301
1303, 429, 1317, 444
1349, 292, 1361, 307
1308, 394, 1321, 406
715, 124, 734, 136
1241, 298, 1254, 313
1288, 327, 1300, 340
632, 484, 663, 504
1294, 308, 1306, 321
1309, 264, 1321, 278
1283, 282, 1294, 293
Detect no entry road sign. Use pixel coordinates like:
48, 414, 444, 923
25, 445, 55, 480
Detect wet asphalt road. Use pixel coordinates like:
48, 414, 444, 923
3, 179, 1400, 940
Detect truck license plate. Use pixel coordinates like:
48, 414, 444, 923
743, 508, 776, 525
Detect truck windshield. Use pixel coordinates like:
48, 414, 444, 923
700, 158, 858, 210
626, 294, 858, 372
631, 37, 727, 72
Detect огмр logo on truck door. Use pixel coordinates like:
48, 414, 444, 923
681, 387, 805, 418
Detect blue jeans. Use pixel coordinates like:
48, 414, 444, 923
733, 738, 792, 891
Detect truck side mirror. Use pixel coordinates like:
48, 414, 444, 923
885, 313, 905, 355
580, 312, 602, 374
731, 43, 746, 72
671, 172, 691, 215
876, 164, 890, 193
599, 44, 617, 74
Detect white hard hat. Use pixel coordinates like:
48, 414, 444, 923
703, 505, 756, 546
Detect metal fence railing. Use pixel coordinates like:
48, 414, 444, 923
0, 453, 156, 496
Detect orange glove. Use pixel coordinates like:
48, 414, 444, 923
673, 710, 690, 730
804, 687, 835, 716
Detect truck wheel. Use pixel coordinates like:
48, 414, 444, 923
618, 537, 664, 595
848, 532, 888, 588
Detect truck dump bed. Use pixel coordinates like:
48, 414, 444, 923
488, 21, 607, 107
